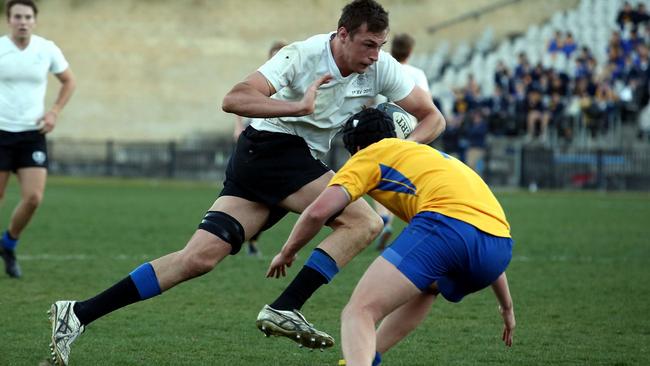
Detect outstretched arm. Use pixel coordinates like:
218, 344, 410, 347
266, 185, 350, 278
491, 272, 515, 347
222, 71, 332, 118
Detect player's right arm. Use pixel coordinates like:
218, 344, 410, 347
491, 272, 515, 347
266, 185, 351, 278
222, 71, 331, 118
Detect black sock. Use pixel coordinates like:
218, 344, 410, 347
73, 276, 141, 326
270, 266, 328, 311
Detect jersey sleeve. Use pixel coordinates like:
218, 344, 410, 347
48, 41, 69, 74
414, 68, 430, 93
377, 52, 414, 102
328, 149, 381, 201
257, 43, 300, 93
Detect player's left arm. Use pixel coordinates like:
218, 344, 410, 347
266, 185, 351, 278
394, 86, 445, 144
40, 68, 76, 134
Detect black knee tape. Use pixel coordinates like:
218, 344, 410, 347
198, 211, 245, 255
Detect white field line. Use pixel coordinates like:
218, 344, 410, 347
15, 254, 643, 263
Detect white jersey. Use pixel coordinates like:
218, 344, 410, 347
251, 32, 414, 159
373, 62, 430, 109
401, 63, 430, 93
0, 35, 69, 132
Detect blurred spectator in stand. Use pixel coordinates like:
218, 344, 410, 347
513, 80, 529, 136
562, 32, 578, 58
525, 87, 549, 142
452, 87, 471, 125
514, 52, 531, 81
547, 30, 564, 57
633, 3, 650, 29
547, 92, 569, 141
574, 47, 595, 79
549, 70, 569, 97
608, 31, 624, 54
465, 73, 481, 102
494, 60, 512, 93
582, 82, 618, 137
530, 62, 545, 87
632, 43, 650, 107
441, 117, 463, 159
483, 85, 514, 136
617, 2, 636, 30
464, 110, 489, 176
606, 44, 626, 81
622, 28, 642, 56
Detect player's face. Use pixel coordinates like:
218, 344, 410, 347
7, 4, 36, 41
339, 23, 388, 75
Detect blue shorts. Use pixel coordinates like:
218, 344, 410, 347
381, 212, 513, 303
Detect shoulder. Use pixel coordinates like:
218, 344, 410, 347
402, 63, 427, 78
0, 35, 10, 50
291, 33, 330, 55
377, 50, 400, 68
31, 35, 61, 51
278, 33, 329, 66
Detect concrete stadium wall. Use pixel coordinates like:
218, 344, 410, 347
24, 0, 578, 141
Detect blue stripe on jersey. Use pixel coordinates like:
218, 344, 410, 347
377, 164, 417, 195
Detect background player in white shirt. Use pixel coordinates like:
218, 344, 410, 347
0, 0, 76, 278
373, 32, 432, 252
48, 1, 445, 364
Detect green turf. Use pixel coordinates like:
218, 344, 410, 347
0, 177, 649, 365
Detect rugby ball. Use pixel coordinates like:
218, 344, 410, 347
376, 102, 417, 139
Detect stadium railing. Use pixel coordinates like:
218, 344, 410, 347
47, 135, 650, 191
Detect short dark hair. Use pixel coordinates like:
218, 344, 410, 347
391, 33, 414, 62
338, 0, 389, 38
5, 0, 38, 19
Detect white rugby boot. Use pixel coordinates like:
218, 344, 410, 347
256, 304, 335, 350
48, 301, 85, 365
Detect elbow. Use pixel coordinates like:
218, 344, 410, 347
222, 94, 237, 114
63, 77, 77, 93
436, 114, 446, 136
305, 207, 330, 226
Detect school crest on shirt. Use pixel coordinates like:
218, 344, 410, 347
350, 74, 372, 96
32, 151, 47, 165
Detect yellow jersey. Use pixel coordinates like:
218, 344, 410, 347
329, 139, 511, 238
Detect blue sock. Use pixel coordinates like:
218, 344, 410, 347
304, 248, 339, 283
1, 231, 18, 251
129, 262, 162, 300
372, 352, 382, 366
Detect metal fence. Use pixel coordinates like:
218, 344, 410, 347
47, 137, 650, 191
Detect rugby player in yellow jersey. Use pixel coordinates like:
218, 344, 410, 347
266, 108, 515, 366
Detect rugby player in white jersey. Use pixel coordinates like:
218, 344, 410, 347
48, 1, 445, 364
0, 0, 76, 279
372, 32, 432, 252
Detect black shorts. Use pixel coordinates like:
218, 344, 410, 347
220, 126, 330, 229
0, 130, 48, 172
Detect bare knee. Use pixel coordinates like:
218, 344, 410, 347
178, 248, 219, 279
22, 191, 44, 210
332, 207, 383, 243
342, 300, 381, 324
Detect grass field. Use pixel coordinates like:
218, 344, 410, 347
0, 177, 649, 365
